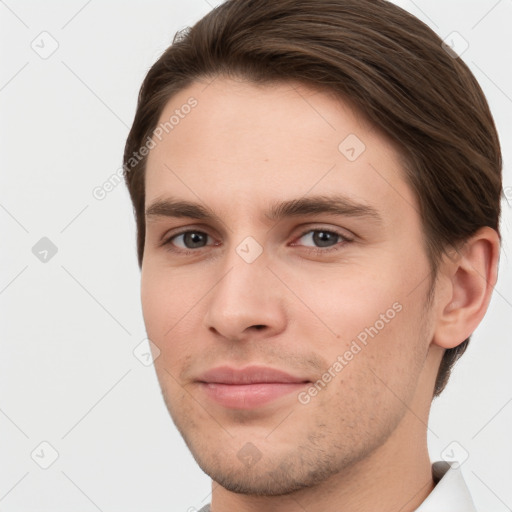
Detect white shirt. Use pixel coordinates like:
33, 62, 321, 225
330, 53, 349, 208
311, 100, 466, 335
415, 461, 477, 511
197, 461, 476, 512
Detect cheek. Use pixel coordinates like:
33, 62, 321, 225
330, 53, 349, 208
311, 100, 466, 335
141, 260, 200, 328
288, 264, 403, 343
287, 257, 429, 379
140, 264, 202, 370
140, 267, 167, 338
302, 303, 427, 437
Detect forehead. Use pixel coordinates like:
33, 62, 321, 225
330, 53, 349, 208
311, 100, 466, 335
144, 77, 417, 225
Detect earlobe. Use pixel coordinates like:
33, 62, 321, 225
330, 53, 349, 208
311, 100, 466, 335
433, 227, 500, 350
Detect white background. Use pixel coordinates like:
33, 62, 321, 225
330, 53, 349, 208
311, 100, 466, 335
1, 1, 511, 510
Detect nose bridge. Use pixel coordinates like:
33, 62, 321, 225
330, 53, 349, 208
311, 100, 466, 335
203, 233, 285, 338
214, 235, 271, 309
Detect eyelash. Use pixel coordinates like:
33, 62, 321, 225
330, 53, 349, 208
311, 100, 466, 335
161, 227, 353, 256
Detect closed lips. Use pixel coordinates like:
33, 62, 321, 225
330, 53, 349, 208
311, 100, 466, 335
197, 365, 311, 384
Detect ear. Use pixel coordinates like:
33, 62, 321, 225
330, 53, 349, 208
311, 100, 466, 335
433, 227, 500, 349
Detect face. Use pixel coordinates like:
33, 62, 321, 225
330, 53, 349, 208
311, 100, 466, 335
141, 77, 438, 495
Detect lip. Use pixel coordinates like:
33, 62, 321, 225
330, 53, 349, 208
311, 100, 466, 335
198, 365, 309, 385
197, 365, 310, 409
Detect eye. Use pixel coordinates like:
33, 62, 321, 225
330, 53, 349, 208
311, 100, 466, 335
163, 230, 215, 253
291, 228, 352, 253
161, 227, 352, 256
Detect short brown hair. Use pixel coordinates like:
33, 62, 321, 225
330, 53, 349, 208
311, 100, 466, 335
123, 0, 502, 396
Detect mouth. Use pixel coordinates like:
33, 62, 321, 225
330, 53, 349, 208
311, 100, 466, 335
196, 365, 311, 409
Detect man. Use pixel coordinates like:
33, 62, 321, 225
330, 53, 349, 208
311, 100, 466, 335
123, 1, 502, 510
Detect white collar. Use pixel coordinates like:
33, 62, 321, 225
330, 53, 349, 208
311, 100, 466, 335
415, 461, 477, 511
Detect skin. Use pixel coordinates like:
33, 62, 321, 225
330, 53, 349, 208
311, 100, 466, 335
141, 77, 500, 512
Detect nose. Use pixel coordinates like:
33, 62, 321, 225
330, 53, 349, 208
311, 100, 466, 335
203, 245, 287, 342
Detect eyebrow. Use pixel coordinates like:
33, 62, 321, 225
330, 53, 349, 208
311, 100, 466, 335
145, 194, 383, 225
